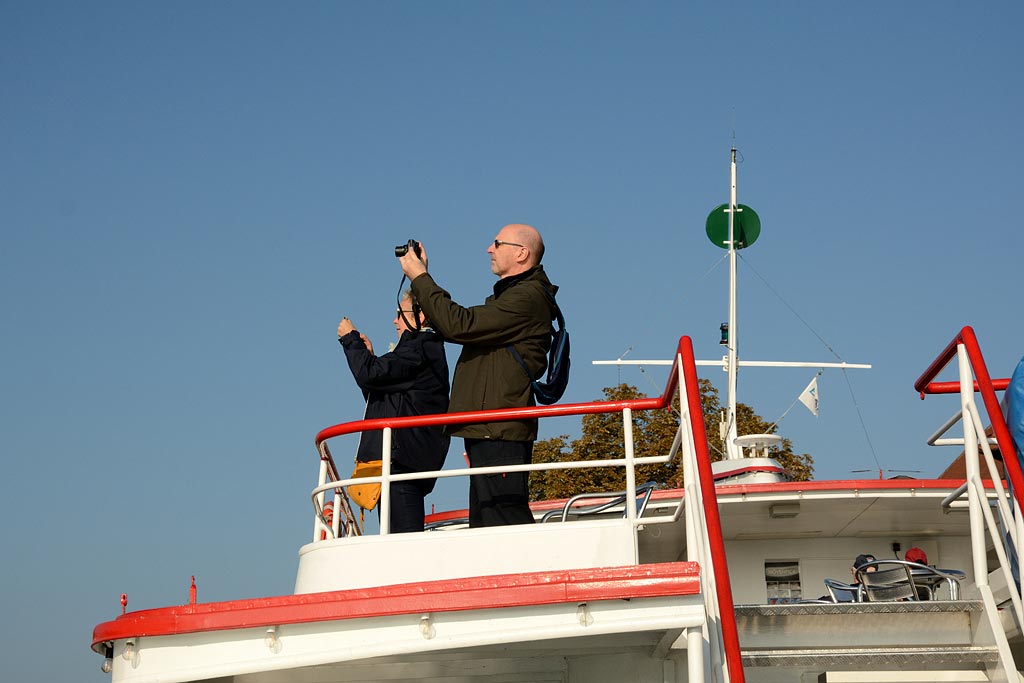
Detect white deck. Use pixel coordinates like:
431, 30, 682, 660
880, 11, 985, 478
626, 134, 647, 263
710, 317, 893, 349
106, 594, 707, 683
296, 517, 640, 593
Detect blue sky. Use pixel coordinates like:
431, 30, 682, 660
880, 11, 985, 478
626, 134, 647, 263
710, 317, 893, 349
2, 2, 1022, 680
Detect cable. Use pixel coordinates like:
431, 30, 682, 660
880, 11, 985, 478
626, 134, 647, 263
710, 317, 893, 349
737, 252, 844, 363
394, 274, 421, 333
841, 366, 884, 473
737, 251, 883, 473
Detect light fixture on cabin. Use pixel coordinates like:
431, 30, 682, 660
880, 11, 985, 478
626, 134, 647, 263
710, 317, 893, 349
420, 614, 436, 640
769, 503, 800, 519
265, 626, 281, 653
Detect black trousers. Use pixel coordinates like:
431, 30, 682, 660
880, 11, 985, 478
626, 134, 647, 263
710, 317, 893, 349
464, 438, 535, 528
376, 463, 435, 534
381, 480, 429, 533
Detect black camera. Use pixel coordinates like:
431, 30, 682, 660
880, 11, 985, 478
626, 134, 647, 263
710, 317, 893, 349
394, 239, 422, 258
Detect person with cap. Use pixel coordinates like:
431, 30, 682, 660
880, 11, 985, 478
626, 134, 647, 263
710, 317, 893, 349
903, 547, 932, 599
852, 553, 877, 583
904, 547, 928, 565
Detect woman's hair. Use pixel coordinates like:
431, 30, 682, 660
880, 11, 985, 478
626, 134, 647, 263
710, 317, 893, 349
401, 289, 429, 327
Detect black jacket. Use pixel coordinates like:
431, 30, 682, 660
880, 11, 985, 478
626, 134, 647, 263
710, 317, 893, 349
339, 328, 450, 489
411, 265, 557, 441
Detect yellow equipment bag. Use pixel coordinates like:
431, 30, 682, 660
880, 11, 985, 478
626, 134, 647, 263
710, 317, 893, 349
348, 459, 383, 512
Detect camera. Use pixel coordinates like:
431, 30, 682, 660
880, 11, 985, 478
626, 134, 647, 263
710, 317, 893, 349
394, 239, 422, 258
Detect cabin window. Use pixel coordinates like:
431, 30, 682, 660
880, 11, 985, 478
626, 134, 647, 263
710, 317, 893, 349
764, 561, 802, 603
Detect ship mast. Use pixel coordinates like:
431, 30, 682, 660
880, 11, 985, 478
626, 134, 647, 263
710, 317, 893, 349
596, 150, 870, 465
724, 147, 740, 459
704, 147, 760, 460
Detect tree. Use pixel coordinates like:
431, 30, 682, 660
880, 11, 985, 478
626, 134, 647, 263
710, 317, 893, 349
529, 381, 813, 500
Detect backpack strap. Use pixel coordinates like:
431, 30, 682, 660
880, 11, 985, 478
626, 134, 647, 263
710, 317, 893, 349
506, 287, 561, 382
507, 344, 536, 381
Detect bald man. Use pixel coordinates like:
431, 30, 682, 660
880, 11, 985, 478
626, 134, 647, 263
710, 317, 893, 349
398, 224, 558, 527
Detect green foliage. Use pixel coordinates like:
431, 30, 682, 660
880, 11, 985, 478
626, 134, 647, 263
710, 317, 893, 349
529, 381, 814, 501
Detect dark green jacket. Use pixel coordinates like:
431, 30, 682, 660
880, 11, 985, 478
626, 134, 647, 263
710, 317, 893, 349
411, 265, 557, 440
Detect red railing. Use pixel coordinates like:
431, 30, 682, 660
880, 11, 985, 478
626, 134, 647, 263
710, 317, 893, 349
678, 336, 744, 683
913, 325, 1023, 508
315, 335, 745, 683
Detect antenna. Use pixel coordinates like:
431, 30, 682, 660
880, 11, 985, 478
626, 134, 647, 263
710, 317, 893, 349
616, 345, 634, 384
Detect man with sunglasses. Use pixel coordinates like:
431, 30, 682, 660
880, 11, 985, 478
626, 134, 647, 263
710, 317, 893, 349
398, 223, 559, 528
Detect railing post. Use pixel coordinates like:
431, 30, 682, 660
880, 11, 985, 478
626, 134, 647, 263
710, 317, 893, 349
687, 625, 705, 682
959, 344, 988, 587
314, 459, 328, 542
1016, 496, 1024, 577
623, 408, 637, 522
332, 490, 342, 538
380, 427, 392, 536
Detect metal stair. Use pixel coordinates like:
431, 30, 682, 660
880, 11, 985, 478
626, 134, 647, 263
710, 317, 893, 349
734, 601, 1004, 682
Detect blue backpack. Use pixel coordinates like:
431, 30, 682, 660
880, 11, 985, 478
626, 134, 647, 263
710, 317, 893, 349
507, 288, 570, 405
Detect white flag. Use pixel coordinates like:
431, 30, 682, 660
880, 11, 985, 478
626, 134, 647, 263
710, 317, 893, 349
798, 377, 819, 416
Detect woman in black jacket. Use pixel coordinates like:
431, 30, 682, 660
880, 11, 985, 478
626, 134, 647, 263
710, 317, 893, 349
337, 292, 450, 533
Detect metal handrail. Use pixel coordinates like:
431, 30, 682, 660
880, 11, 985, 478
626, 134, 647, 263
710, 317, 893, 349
539, 481, 659, 522
914, 326, 1022, 502
677, 338, 744, 683
311, 452, 677, 527
312, 334, 745, 683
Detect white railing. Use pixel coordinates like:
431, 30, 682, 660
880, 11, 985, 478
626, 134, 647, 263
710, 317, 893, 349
918, 328, 1022, 682
676, 353, 730, 683
930, 347, 1024, 622
311, 335, 745, 683
311, 409, 684, 539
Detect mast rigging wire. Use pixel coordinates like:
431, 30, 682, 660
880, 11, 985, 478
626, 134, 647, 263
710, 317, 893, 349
736, 252, 883, 473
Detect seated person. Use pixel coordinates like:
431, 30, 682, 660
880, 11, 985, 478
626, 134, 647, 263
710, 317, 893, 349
905, 546, 928, 565
852, 553, 876, 583
904, 547, 931, 599
819, 553, 876, 602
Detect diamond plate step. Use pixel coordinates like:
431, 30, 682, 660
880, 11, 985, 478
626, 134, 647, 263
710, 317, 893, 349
736, 600, 998, 673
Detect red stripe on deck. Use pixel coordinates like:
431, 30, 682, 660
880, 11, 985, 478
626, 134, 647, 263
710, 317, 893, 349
92, 562, 700, 650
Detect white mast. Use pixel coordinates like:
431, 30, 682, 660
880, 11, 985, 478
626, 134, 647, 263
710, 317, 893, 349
724, 147, 740, 459
595, 148, 871, 466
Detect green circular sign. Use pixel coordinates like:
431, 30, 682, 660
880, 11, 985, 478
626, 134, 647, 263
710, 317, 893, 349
705, 203, 760, 249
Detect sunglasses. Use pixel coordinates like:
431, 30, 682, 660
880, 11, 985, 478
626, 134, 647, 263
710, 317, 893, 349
493, 239, 526, 249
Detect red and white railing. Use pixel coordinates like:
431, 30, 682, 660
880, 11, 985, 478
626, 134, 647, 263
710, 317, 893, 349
313, 334, 745, 683
916, 325, 1021, 680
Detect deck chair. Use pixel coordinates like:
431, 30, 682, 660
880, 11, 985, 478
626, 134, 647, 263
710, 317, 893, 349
823, 578, 863, 603
855, 560, 919, 602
